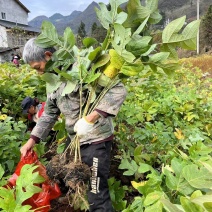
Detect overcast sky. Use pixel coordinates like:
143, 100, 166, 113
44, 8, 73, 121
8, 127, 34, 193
20, 0, 109, 21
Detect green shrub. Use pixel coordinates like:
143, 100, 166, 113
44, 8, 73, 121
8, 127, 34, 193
0, 63, 46, 119
0, 116, 29, 174
113, 65, 212, 211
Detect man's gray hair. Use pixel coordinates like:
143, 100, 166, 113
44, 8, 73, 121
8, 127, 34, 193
23, 38, 56, 64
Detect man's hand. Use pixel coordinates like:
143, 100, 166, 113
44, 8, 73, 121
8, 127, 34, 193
74, 117, 94, 139
20, 138, 36, 157
74, 111, 100, 139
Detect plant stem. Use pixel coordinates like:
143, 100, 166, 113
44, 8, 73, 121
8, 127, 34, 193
88, 76, 118, 114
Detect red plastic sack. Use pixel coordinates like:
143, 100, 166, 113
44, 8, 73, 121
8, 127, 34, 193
7, 150, 61, 212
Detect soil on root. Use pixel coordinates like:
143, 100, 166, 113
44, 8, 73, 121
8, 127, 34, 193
46, 153, 90, 189
45, 147, 91, 211
44, 140, 128, 211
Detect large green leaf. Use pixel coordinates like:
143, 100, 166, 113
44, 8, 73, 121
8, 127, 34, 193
128, 197, 144, 212
95, 0, 128, 29
88, 47, 102, 61
144, 191, 163, 206
92, 54, 110, 72
62, 81, 77, 96
146, 0, 158, 12
97, 73, 111, 87
16, 164, 45, 205
133, 16, 149, 35
54, 67, 73, 81
95, 3, 111, 29
14, 205, 33, 212
113, 23, 131, 51
167, 20, 200, 48
161, 198, 184, 212
109, 49, 125, 69
163, 166, 194, 195
160, 43, 178, 59
145, 200, 163, 212
171, 158, 187, 177
83, 37, 98, 48
162, 17, 200, 53
63, 27, 75, 50
126, 35, 152, 57
149, 52, 170, 63
142, 44, 157, 56
162, 16, 186, 43
36, 21, 61, 48
0, 187, 17, 211
54, 48, 73, 60
84, 72, 101, 84
149, 10, 162, 24
120, 61, 144, 77
157, 62, 181, 76
112, 24, 135, 63
41, 73, 62, 93
182, 20, 200, 38
180, 196, 204, 212
191, 195, 212, 211
180, 20, 200, 49
138, 163, 153, 174
182, 165, 212, 189
77, 49, 93, 70
109, 0, 128, 24
118, 158, 138, 176
124, 0, 151, 28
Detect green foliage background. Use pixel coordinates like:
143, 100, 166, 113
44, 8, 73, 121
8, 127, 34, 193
0, 63, 46, 174
0, 63, 46, 118
112, 64, 212, 211
0, 0, 211, 211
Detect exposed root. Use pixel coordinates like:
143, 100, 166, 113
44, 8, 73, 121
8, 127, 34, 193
46, 151, 91, 211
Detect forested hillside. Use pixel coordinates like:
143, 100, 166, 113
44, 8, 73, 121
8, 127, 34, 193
158, 0, 210, 21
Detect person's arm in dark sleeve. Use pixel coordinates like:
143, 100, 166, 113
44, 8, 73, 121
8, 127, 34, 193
21, 96, 60, 156
30, 97, 60, 142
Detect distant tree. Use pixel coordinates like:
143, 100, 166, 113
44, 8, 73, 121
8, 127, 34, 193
77, 21, 87, 48
91, 25, 107, 43
77, 21, 87, 38
201, 5, 212, 49
91, 22, 98, 34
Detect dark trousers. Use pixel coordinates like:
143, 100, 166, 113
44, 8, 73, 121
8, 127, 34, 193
80, 141, 114, 212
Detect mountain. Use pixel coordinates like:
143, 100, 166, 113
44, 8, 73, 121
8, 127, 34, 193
49, 13, 64, 23
29, 15, 50, 29
49, 11, 82, 25
28, 0, 211, 35
56, 1, 100, 35
28, 1, 99, 35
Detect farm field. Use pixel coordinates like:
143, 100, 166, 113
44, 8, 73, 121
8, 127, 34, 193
0, 52, 212, 211
0, 0, 212, 211
180, 54, 212, 75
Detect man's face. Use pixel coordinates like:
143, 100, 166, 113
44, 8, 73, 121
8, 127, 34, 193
29, 51, 52, 75
29, 60, 46, 75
